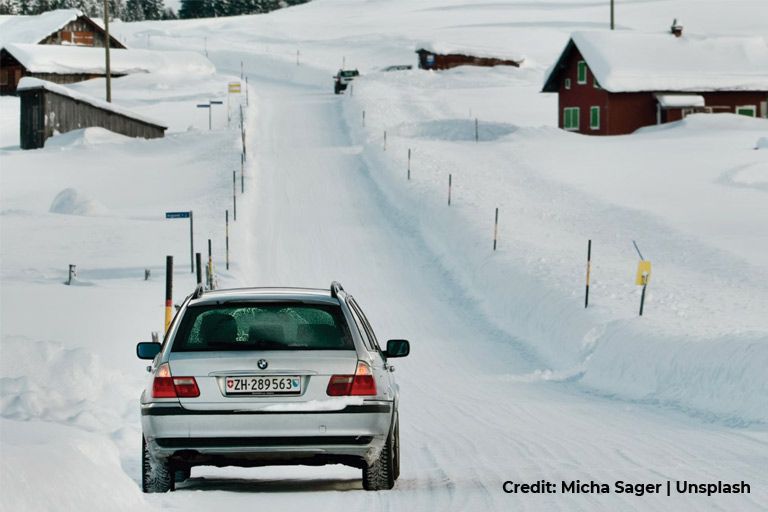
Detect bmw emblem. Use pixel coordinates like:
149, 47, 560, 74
257, 359, 268, 370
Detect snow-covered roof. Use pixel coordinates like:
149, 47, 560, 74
416, 41, 524, 63
654, 93, 705, 108
543, 30, 768, 92
17, 77, 167, 128
0, 9, 82, 45
2, 43, 216, 76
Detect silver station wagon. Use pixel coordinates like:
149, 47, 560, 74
137, 282, 410, 492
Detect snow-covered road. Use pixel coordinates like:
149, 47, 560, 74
152, 58, 768, 511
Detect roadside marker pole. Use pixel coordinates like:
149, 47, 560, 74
475, 118, 479, 143
189, 211, 194, 273
225, 210, 230, 270
585, 239, 592, 308
362, 110, 366, 128
296, 49, 300, 66
164, 256, 173, 334
407, 148, 411, 180
207, 239, 213, 290
383, 130, 387, 151
493, 207, 499, 251
639, 279, 647, 316
448, 174, 452, 205
245, 76, 249, 106
67, 264, 76, 285
195, 252, 202, 286
233, 171, 237, 221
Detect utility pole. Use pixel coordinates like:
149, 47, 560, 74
610, 0, 615, 30
103, 0, 112, 102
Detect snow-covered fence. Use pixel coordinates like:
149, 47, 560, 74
17, 77, 166, 149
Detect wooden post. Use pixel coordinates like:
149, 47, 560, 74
195, 252, 202, 286
225, 210, 230, 270
207, 239, 213, 290
493, 208, 499, 251
233, 171, 237, 221
67, 264, 76, 285
164, 256, 173, 334
585, 239, 592, 308
610, 0, 615, 30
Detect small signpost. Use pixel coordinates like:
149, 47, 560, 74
227, 82, 241, 127
196, 100, 223, 130
165, 210, 193, 273
164, 256, 173, 334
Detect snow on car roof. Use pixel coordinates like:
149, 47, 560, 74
561, 30, 768, 92
0, 9, 82, 45
3, 43, 216, 76
16, 77, 167, 128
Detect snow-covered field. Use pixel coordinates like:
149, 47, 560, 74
2, 1, 767, 510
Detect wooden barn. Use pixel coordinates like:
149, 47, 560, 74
17, 77, 166, 149
0, 9, 125, 48
416, 44, 523, 70
541, 29, 768, 135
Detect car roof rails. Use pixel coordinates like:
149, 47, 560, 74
330, 281, 344, 299
192, 283, 205, 299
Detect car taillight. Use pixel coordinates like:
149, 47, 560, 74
152, 363, 200, 398
326, 361, 377, 396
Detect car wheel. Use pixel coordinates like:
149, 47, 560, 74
142, 436, 174, 493
362, 420, 396, 491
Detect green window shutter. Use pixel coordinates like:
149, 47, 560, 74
736, 106, 755, 117
590, 106, 600, 129
564, 108, 579, 130
577, 61, 587, 84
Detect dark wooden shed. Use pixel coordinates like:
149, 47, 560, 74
17, 78, 166, 150
416, 48, 522, 70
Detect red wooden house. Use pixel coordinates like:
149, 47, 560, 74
542, 29, 768, 135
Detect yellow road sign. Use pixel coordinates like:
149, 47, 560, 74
228, 82, 241, 93
635, 260, 652, 285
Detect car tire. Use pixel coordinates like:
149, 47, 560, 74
142, 436, 174, 493
362, 418, 396, 491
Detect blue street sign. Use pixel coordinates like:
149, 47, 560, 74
166, 211, 191, 219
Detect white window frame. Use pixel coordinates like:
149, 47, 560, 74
590, 106, 600, 130
577, 61, 587, 84
564, 78, 571, 90
736, 105, 756, 117
564, 107, 580, 131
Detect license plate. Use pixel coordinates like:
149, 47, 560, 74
225, 376, 301, 395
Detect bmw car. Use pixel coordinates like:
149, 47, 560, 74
136, 282, 410, 492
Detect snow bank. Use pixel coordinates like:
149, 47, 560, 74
49, 188, 108, 216
395, 119, 517, 141
1, 419, 153, 512
3, 43, 216, 76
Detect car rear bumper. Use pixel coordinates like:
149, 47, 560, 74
141, 401, 393, 467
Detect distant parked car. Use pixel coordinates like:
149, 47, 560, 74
137, 282, 410, 492
334, 69, 359, 94
380, 65, 413, 72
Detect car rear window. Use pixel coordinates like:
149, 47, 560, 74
171, 302, 354, 352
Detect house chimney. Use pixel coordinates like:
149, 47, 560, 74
670, 18, 683, 37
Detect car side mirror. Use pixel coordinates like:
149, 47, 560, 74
136, 342, 161, 360
385, 339, 410, 358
